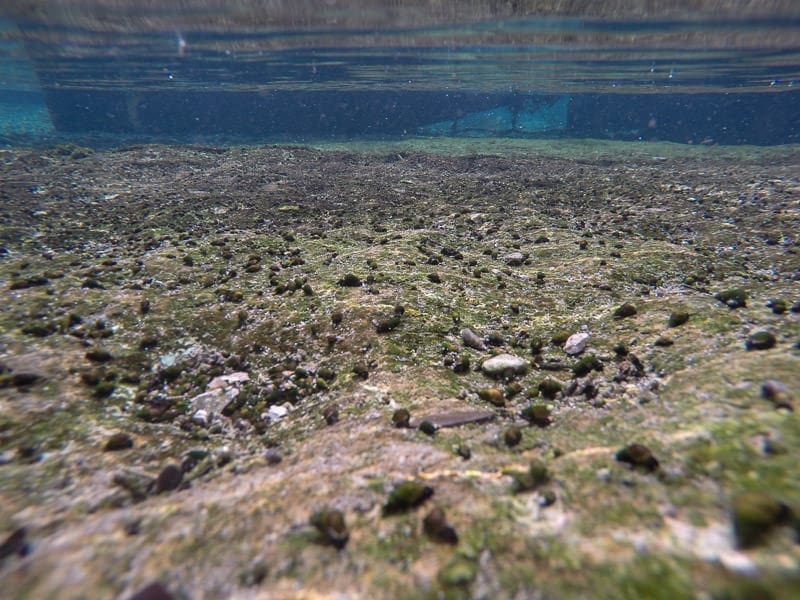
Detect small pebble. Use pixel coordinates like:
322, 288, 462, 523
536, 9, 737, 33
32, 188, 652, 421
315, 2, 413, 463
104, 432, 134, 452
504, 426, 522, 447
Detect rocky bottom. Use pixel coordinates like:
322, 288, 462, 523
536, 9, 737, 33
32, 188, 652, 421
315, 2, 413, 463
0, 141, 799, 599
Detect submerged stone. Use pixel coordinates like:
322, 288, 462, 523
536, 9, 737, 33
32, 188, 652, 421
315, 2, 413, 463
615, 443, 659, 472
310, 508, 349, 549
481, 353, 529, 378
731, 491, 791, 549
715, 288, 747, 309
746, 331, 776, 351
382, 481, 434, 515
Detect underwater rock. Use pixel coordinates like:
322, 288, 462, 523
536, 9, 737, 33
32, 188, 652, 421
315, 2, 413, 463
382, 481, 434, 515
423, 507, 458, 545
153, 464, 183, 494
668, 310, 690, 328
538, 378, 563, 399
129, 582, 174, 600
419, 421, 437, 436
85, 348, 113, 363
520, 404, 551, 427
0, 527, 28, 562
374, 314, 402, 333
731, 491, 791, 549
766, 299, 787, 314
715, 288, 747, 309
615, 443, 659, 472
104, 432, 134, 452
481, 353, 529, 378
572, 354, 603, 377
746, 331, 776, 351
310, 508, 349, 549
337, 273, 362, 287
478, 388, 505, 407
564, 332, 590, 355
510, 459, 550, 493
392, 409, 411, 428
460, 327, 486, 351
504, 426, 523, 447
613, 303, 637, 319
761, 380, 793, 410
503, 251, 526, 266
420, 410, 494, 429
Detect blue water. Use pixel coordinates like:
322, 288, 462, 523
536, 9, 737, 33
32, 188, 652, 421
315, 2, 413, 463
2, 9, 800, 145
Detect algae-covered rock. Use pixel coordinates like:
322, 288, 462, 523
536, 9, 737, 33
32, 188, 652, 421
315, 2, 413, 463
615, 443, 659, 472
478, 387, 505, 407
504, 426, 522, 447
731, 491, 791, 549
613, 302, 637, 319
573, 354, 603, 377
423, 507, 458, 545
746, 331, 776, 351
520, 403, 551, 427
510, 459, 550, 493
715, 288, 747, 309
668, 310, 690, 328
337, 273, 362, 287
382, 481, 434, 515
538, 377, 563, 399
310, 508, 349, 549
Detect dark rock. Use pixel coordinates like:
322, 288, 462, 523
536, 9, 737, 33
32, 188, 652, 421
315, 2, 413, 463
337, 273, 362, 287
427, 273, 442, 284
129, 582, 174, 600
322, 404, 339, 426
510, 459, 550, 493
746, 331, 776, 351
613, 303, 637, 319
478, 388, 505, 407
0, 527, 28, 561
460, 328, 486, 351
731, 491, 791, 549
86, 348, 113, 363
423, 507, 458, 544
153, 464, 183, 494
520, 404, 551, 427
766, 299, 787, 315
382, 481, 434, 515
139, 298, 151, 315
104, 432, 134, 451
615, 443, 659, 472
761, 380, 793, 410
538, 378, 563, 399
419, 420, 437, 436
9, 275, 49, 290
668, 310, 690, 328
264, 449, 283, 465
504, 426, 522, 447
715, 288, 747, 309
654, 337, 674, 347
392, 408, 411, 428
456, 445, 472, 460
374, 314, 402, 333
310, 508, 349, 549
572, 354, 603, 377
10, 372, 44, 388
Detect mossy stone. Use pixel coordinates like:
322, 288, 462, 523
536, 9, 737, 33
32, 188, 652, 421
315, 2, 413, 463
438, 557, 477, 588
715, 288, 747, 309
382, 481, 434, 515
337, 273, 362, 287
668, 310, 690, 328
746, 331, 776, 351
104, 432, 134, 451
392, 408, 410, 428
511, 459, 550, 493
310, 508, 349, 549
478, 388, 505, 407
731, 491, 791, 549
538, 378, 563, 399
374, 314, 402, 333
423, 507, 458, 545
613, 302, 637, 319
615, 443, 659, 472
573, 354, 603, 377
504, 426, 522, 447
520, 403, 551, 427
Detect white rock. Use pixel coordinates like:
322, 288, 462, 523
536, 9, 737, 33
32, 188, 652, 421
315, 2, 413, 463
481, 353, 529, 377
564, 332, 590, 355
192, 409, 209, 427
189, 387, 239, 415
207, 371, 249, 390
268, 405, 288, 421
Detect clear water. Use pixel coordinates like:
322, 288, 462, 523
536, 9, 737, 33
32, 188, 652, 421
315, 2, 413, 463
2, 6, 800, 145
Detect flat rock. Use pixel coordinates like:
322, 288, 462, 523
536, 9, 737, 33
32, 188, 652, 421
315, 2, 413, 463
564, 332, 590, 355
415, 410, 495, 429
481, 353, 529, 377
189, 387, 239, 415
207, 371, 249, 390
